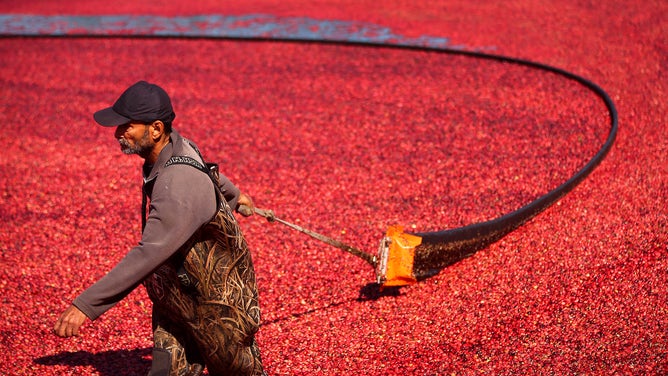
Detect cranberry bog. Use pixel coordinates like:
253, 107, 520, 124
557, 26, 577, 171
1, 1, 666, 375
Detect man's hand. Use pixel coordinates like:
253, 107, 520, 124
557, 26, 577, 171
54, 305, 88, 337
237, 193, 255, 217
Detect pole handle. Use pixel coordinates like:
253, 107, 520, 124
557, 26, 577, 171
238, 204, 376, 267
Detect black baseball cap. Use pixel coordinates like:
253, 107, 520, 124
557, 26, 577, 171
93, 81, 176, 127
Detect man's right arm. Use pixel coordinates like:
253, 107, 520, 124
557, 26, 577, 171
71, 165, 217, 321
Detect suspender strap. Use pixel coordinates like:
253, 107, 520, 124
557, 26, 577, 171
141, 156, 209, 232
164, 155, 223, 204
164, 155, 209, 174
140, 138, 223, 229
141, 184, 148, 231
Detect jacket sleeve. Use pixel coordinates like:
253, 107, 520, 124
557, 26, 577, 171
218, 173, 241, 210
73, 165, 217, 320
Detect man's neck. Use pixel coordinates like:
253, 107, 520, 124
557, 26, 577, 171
145, 135, 171, 164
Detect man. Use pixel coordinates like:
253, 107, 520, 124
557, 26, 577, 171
54, 81, 265, 376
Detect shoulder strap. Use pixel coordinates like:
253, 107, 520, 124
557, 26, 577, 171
141, 145, 223, 231
165, 155, 209, 174
163, 152, 225, 209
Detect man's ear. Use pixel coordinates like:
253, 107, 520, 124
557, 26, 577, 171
150, 120, 165, 140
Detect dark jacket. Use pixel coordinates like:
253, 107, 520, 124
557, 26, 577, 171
74, 130, 240, 320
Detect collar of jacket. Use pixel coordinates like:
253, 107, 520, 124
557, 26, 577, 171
142, 129, 199, 184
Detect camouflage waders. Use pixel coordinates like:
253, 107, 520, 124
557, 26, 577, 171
143, 160, 264, 376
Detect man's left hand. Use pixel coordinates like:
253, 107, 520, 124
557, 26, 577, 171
237, 193, 255, 217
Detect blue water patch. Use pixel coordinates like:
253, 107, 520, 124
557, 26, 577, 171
0, 14, 488, 50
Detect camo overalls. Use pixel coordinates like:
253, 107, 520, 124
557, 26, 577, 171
143, 156, 264, 376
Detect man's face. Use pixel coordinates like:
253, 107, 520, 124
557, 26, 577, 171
114, 122, 153, 157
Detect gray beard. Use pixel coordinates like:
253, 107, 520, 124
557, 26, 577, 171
118, 130, 152, 156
